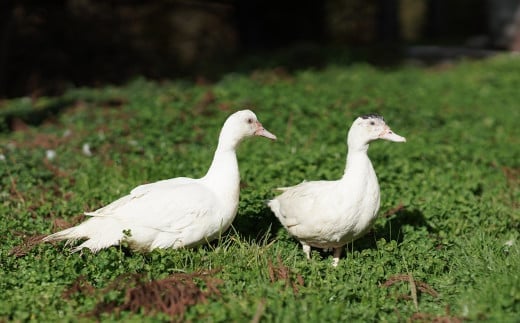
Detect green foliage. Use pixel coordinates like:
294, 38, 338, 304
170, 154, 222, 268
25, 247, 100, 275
1, 55, 519, 321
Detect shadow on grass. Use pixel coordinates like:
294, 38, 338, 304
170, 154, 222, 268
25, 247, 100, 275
34, 205, 429, 256
0, 98, 73, 132
1, 45, 404, 130
230, 204, 432, 255
231, 207, 283, 245
353, 207, 433, 253
0, 96, 127, 133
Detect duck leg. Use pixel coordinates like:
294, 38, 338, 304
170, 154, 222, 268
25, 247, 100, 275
332, 247, 342, 267
302, 243, 311, 260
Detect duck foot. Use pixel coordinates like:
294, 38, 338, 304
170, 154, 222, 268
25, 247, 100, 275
302, 243, 311, 260
332, 247, 342, 267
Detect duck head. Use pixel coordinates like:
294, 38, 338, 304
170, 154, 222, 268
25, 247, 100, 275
347, 114, 406, 150
218, 110, 277, 151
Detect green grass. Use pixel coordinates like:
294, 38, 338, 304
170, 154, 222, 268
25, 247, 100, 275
1, 54, 519, 322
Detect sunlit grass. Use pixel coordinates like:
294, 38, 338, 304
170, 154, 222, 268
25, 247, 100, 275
1, 54, 519, 321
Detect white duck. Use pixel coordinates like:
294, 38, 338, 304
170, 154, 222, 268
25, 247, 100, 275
268, 114, 405, 267
43, 110, 276, 252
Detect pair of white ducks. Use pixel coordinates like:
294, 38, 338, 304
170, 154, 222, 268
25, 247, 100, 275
43, 110, 406, 266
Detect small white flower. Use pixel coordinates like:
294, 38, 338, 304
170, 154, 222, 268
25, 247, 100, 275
46, 150, 57, 160
82, 143, 92, 156
462, 304, 469, 316
0, 154, 5, 161
504, 239, 515, 247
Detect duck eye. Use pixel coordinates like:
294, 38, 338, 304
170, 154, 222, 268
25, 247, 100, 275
370, 121, 375, 125
247, 118, 254, 124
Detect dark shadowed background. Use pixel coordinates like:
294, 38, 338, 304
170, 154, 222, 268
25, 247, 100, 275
1, 0, 519, 98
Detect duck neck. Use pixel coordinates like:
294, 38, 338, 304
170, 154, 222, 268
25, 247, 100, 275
342, 145, 373, 179
205, 150, 240, 188
202, 129, 241, 200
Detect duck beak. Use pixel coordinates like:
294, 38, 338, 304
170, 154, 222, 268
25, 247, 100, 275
254, 121, 277, 140
379, 126, 406, 142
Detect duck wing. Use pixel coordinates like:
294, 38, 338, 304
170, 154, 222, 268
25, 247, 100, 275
85, 177, 196, 217
270, 180, 339, 227
86, 181, 218, 235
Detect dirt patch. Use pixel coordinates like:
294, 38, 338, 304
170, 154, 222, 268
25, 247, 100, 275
9, 233, 48, 257
267, 255, 304, 294
64, 269, 223, 321
381, 203, 406, 218
382, 273, 464, 322
501, 166, 519, 188
409, 305, 464, 323
9, 214, 86, 257
382, 273, 439, 299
